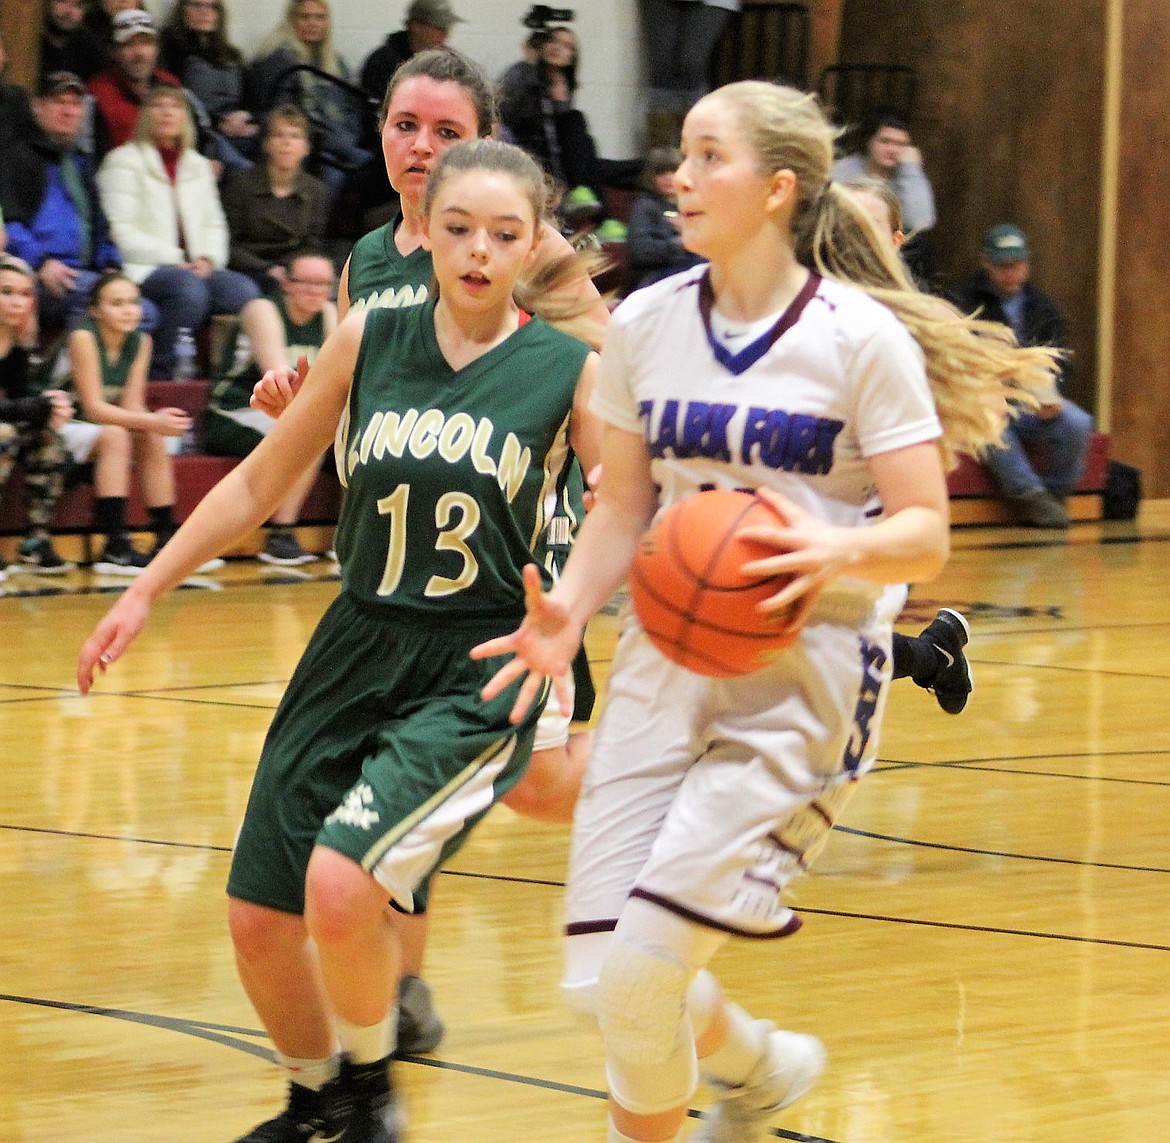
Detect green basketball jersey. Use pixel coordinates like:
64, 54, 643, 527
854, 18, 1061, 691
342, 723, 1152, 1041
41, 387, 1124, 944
208, 297, 327, 415
38, 319, 142, 415
346, 216, 587, 574
333, 301, 591, 621
346, 216, 432, 315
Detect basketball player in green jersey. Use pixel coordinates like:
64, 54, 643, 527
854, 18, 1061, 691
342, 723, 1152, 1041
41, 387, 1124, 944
251, 46, 608, 1056
78, 139, 603, 1143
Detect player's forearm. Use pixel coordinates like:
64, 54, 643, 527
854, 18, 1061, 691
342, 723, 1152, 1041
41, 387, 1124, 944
551, 494, 652, 626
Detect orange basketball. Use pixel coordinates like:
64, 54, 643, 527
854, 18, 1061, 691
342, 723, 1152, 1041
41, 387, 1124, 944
629, 489, 802, 678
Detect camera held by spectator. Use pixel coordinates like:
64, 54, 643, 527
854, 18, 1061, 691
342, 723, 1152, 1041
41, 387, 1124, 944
523, 5, 574, 30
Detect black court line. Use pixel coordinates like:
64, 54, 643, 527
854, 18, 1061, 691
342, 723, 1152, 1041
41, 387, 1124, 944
1, 823, 233, 852
793, 907, 1170, 952
0, 993, 838, 1142
7, 810, 1170, 882
831, 824, 1170, 875
873, 759, 1170, 787
952, 530, 1170, 553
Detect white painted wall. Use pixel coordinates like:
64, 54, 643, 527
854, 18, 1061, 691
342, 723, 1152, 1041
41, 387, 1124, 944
153, 0, 648, 157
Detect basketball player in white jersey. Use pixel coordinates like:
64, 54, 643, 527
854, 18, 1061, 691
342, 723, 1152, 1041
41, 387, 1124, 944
477, 81, 1058, 1143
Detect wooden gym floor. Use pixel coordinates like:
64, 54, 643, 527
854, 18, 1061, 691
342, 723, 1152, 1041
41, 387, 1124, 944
3, 506, 1170, 1142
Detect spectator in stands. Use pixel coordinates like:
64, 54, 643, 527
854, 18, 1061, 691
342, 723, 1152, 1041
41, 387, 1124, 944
220, 105, 330, 293
832, 110, 937, 283
640, 0, 740, 147
0, 32, 36, 150
159, 0, 258, 170
41, 0, 110, 83
950, 223, 1093, 529
249, 0, 373, 209
625, 144, 704, 289
43, 269, 226, 574
499, 25, 608, 206
0, 209, 6, 253
360, 0, 463, 101
0, 253, 75, 578
0, 71, 155, 336
202, 251, 336, 565
87, 9, 183, 153
96, 84, 260, 379
84, 0, 138, 50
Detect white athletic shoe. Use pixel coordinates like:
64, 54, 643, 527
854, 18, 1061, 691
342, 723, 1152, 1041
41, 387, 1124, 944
693, 1030, 826, 1143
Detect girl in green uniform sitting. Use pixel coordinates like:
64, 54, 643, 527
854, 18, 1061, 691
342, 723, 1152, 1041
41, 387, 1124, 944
77, 138, 602, 1143
51, 270, 221, 574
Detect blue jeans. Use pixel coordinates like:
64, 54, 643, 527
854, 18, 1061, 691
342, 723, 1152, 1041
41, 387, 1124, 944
38, 270, 160, 336
140, 265, 260, 379
982, 400, 1094, 499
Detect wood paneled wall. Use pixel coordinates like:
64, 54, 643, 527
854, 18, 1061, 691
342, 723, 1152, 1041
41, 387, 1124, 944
836, 2, 1105, 410
0, 0, 43, 87
836, 0, 1170, 496
1112, 3, 1170, 496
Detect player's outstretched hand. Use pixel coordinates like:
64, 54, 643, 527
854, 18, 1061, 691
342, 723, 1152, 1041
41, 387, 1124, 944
471, 563, 582, 724
77, 591, 152, 695
250, 354, 309, 418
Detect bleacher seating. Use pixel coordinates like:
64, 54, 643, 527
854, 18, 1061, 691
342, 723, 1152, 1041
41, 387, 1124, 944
0, 378, 342, 563
946, 432, 1111, 524
0, 381, 1113, 562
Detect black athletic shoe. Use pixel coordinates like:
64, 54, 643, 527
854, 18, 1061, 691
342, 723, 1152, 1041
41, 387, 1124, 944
319, 1056, 401, 1143
920, 608, 973, 715
15, 536, 75, 574
395, 974, 445, 1056
259, 530, 317, 566
93, 536, 153, 576
232, 1082, 325, 1142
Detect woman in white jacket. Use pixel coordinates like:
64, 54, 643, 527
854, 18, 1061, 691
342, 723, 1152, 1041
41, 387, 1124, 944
97, 85, 260, 379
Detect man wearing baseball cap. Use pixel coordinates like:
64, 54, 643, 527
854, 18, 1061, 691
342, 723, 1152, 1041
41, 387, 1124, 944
950, 223, 1094, 529
359, 0, 464, 100
87, 9, 182, 152
0, 72, 157, 333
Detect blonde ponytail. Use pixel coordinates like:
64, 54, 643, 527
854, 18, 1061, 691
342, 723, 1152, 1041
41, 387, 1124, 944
711, 81, 1059, 470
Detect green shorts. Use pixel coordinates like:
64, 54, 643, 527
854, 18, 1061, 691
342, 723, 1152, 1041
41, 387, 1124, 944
227, 591, 543, 915
201, 409, 263, 458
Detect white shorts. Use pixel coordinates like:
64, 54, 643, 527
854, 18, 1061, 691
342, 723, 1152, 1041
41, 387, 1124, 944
563, 610, 893, 952
58, 421, 104, 464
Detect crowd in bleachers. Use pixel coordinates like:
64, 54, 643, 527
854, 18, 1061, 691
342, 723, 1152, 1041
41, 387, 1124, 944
0, 0, 1098, 576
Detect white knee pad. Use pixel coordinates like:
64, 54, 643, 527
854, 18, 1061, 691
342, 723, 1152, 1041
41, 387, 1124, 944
596, 938, 698, 1115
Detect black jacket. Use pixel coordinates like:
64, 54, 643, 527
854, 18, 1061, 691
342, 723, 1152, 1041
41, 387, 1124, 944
948, 270, 1071, 386
0, 346, 53, 430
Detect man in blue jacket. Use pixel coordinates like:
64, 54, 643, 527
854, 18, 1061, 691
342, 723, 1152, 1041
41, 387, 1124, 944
0, 71, 157, 334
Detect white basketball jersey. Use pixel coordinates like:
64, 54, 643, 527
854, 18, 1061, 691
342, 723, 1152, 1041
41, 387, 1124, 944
594, 265, 941, 529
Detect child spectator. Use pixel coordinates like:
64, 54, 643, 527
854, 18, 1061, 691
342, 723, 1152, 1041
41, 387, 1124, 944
626, 144, 705, 289
220, 105, 330, 293
0, 254, 75, 577
201, 251, 336, 564
42, 269, 223, 574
